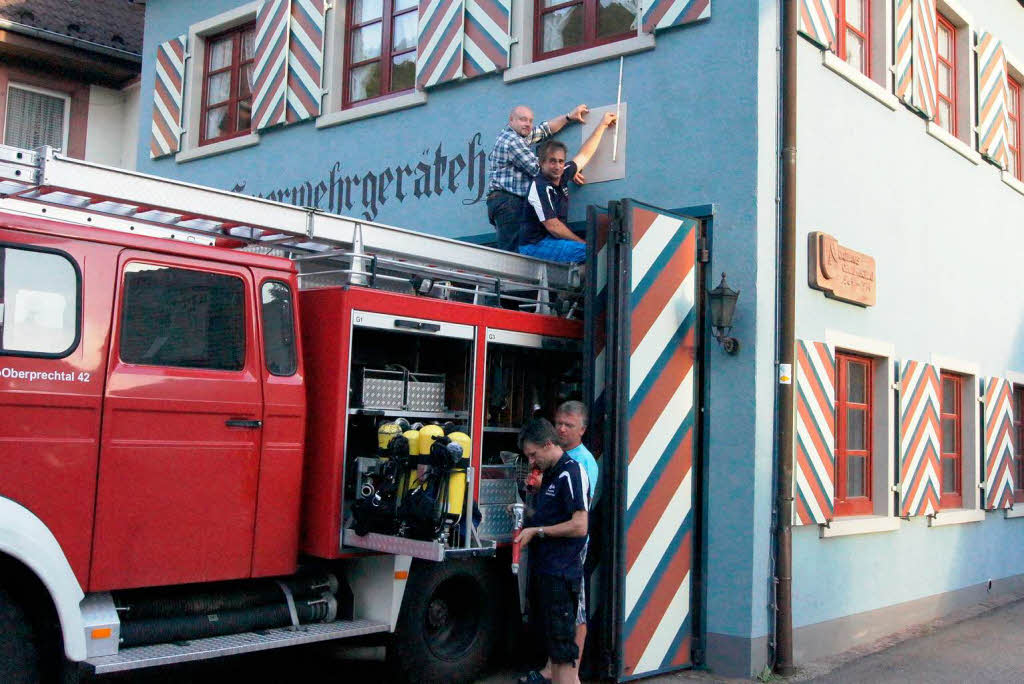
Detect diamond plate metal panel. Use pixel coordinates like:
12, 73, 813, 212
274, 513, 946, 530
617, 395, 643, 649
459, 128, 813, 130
478, 503, 515, 540
479, 478, 517, 505
88, 619, 389, 673
362, 377, 405, 409
343, 528, 445, 561
407, 379, 446, 411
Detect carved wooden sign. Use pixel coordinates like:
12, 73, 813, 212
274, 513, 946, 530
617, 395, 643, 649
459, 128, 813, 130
808, 232, 876, 307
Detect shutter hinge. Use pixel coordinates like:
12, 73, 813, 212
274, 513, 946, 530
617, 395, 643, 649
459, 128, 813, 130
891, 483, 902, 494
697, 236, 710, 263
891, 381, 901, 391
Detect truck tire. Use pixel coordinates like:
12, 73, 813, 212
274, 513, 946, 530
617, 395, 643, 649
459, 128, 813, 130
0, 585, 42, 684
390, 559, 500, 684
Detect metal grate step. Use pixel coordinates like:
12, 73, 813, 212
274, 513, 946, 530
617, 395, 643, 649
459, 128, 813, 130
86, 619, 390, 674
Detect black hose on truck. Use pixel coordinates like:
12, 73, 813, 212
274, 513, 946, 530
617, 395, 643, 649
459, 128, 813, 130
118, 592, 338, 647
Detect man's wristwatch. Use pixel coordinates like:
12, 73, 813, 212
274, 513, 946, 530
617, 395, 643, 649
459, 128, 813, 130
538, 527, 546, 538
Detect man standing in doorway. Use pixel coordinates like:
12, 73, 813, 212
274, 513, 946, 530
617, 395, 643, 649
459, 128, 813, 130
487, 104, 589, 251
516, 419, 589, 684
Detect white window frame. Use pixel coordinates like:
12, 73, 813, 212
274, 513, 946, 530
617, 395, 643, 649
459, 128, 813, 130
812, 0, 898, 110
176, 2, 262, 163
820, 330, 900, 538
1006, 370, 1024, 519
503, 0, 655, 84
1001, 49, 1024, 196
925, 0, 977, 161
4, 82, 72, 153
317, 1, 427, 130
928, 354, 985, 526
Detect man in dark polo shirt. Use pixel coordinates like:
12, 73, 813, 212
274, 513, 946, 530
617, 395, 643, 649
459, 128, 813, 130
516, 419, 589, 684
518, 112, 617, 264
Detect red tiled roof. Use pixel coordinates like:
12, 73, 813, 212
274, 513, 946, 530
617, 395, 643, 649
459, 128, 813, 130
0, 0, 145, 55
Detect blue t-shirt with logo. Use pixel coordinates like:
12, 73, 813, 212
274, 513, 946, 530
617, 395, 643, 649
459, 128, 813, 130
528, 452, 588, 579
566, 443, 598, 506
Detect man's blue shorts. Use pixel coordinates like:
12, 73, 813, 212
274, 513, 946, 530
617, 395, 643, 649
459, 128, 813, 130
518, 237, 586, 264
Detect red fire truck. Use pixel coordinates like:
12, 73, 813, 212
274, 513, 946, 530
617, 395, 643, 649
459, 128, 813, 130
0, 145, 705, 683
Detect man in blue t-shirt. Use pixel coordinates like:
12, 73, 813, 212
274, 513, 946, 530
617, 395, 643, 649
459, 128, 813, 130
516, 419, 588, 684
518, 112, 617, 264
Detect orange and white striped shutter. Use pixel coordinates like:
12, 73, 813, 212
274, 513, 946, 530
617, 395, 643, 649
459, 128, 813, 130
798, 0, 837, 50
977, 31, 1012, 169
910, 0, 938, 119
793, 340, 836, 525
894, 0, 914, 103
149, 35, 187, 159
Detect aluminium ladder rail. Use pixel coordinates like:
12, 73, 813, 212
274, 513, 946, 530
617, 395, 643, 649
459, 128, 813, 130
0, 145, 581, 308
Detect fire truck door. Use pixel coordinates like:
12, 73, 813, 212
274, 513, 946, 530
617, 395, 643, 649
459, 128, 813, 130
90, 254, 264, 590
589, 200, 703, 680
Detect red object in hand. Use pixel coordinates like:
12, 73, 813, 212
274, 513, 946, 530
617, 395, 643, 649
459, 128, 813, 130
511, 503, 525, 575
526, 467, 542, 492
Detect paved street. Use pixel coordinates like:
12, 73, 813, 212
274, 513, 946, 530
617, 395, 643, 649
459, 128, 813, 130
94, 597, 1024, 683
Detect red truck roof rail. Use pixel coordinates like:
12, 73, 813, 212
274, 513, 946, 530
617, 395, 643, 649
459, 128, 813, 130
0, 144, 581, 315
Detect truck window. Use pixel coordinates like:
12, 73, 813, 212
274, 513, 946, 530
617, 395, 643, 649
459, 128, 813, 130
119, 263, 245, 371
261, 280, 296, 376
0, 245, 79, 356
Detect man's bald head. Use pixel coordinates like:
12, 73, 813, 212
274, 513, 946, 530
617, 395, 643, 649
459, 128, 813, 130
508, 105, 535, 137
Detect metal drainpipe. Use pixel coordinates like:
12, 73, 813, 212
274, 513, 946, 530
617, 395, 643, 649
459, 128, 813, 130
774, 0, 798, 675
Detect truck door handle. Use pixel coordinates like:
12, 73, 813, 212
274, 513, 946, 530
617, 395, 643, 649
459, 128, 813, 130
226, 419, 262, 429
394, 319, 441, 333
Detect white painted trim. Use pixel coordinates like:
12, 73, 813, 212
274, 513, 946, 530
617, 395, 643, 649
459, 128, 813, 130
935, 0, 976, 151
935, 0, 973, 34
176, 132, 260, 162
926, 121, 981, 165
822, 51, 899, 111
1006, 370, 1024, 385
316, 91, 427, 129
820, 516, 901, 538
928, 509, 986, 526
503, 35, 655, 84
824, 330, 895, 359
1005, 507, 1024, 519
190, 2, 259, 35
1001, 170, 1024, 197
0, 497, 85, 661
930, 354, 979, 377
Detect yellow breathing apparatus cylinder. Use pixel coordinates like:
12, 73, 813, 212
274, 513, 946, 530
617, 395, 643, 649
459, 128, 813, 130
377, 421, 403, 450
400, 429, 421, 496
444, 432, 471, 518
417, 424, 445, 455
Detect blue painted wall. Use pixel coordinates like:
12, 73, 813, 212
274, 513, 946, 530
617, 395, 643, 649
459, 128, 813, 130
139, 0, 773, 666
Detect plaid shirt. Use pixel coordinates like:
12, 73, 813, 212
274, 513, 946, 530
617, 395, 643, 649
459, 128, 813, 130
487, 122, 553, 197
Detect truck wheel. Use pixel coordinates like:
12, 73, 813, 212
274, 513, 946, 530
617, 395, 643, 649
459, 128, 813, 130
0, 586, 42, 684
390, 559, 500, 684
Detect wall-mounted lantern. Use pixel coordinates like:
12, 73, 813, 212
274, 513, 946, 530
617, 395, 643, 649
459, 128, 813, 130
707, 272, 740, 354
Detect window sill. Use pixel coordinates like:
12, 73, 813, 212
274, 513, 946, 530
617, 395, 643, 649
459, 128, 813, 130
1001, 170, 1024, 197
929, 509, 986, 527
925, 122, 981, 165
176, 133, 260, 163
822, 51, 899, 111
503, 34, 655, 84
316, 90, 428, 129
1005, 507, 1024, 519
819, 515, 900, 538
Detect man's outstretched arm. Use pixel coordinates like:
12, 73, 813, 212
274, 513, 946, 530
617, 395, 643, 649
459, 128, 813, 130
541, 104, 590, 138
572, 112, 618, 171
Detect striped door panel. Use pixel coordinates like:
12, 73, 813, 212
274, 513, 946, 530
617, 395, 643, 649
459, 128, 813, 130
793, 340, 836, 525
417, 0, 464, 88
977, 31, 1011, 169
252, 0, 290, 130
149, 35, 187, 159
911, 0, 938, 119
584, 206, 611, 465
899, 361, 941, 517
798, 0, 836, 49
463, 0, 511, 78
621, 205, 697, 678
642, 0, 710, 34
983, 377, 1015, 510
285, 0, 326, 123
894, 0, 913, 102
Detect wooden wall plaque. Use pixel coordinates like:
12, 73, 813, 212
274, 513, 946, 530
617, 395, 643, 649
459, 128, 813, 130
808, 232, 876, 307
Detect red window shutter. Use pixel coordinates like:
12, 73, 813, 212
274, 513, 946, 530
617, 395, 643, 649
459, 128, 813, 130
982, 377, 1015, 510
285, 0, 327, 122
977, 31, 1012, 170
416, 0, 465, 88
898, 361, 941, 516
252, 0, 290, 130
150, 35, 188, 159
793, 340, 836, 525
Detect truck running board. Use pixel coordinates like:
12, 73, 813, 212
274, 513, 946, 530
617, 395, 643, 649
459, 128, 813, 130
343, 528, 496, 561
85, 619, 389, 674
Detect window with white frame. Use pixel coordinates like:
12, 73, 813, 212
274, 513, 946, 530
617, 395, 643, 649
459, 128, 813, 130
930, 357, 981, 520
931, 0, 974, 148
4, 84, 70, 152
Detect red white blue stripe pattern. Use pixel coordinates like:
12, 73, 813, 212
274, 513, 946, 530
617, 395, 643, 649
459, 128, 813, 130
797, 0, 836, 49
253, 0, 289, 130
286, 0, 326, 122
416, 0, 464, 88
983, 377, 1015, 510
642, 0, 710, 34
150, 35, 187, 159
899, 361, 941, 517
463, 0, 510, 78
977, 31, 1011, 170
622, 206, 697, 678
911, 0, 938, 119
793, 341, 835, 525
894, 0, 913, 103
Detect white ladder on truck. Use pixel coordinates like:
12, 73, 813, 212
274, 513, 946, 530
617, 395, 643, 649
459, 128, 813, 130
0, 145, 581, 313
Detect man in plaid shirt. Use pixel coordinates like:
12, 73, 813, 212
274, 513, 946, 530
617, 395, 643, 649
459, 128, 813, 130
487, 104, 589, 251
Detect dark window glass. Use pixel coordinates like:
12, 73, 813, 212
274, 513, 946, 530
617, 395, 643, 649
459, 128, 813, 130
120, 264, 245, 371
344, 0, 417, 106
0, 246, 78, 356
261, 281, 297, 376
535, 0, 635, 61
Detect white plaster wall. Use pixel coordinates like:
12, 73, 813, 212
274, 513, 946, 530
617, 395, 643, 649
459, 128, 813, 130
85, 82, 139, 170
